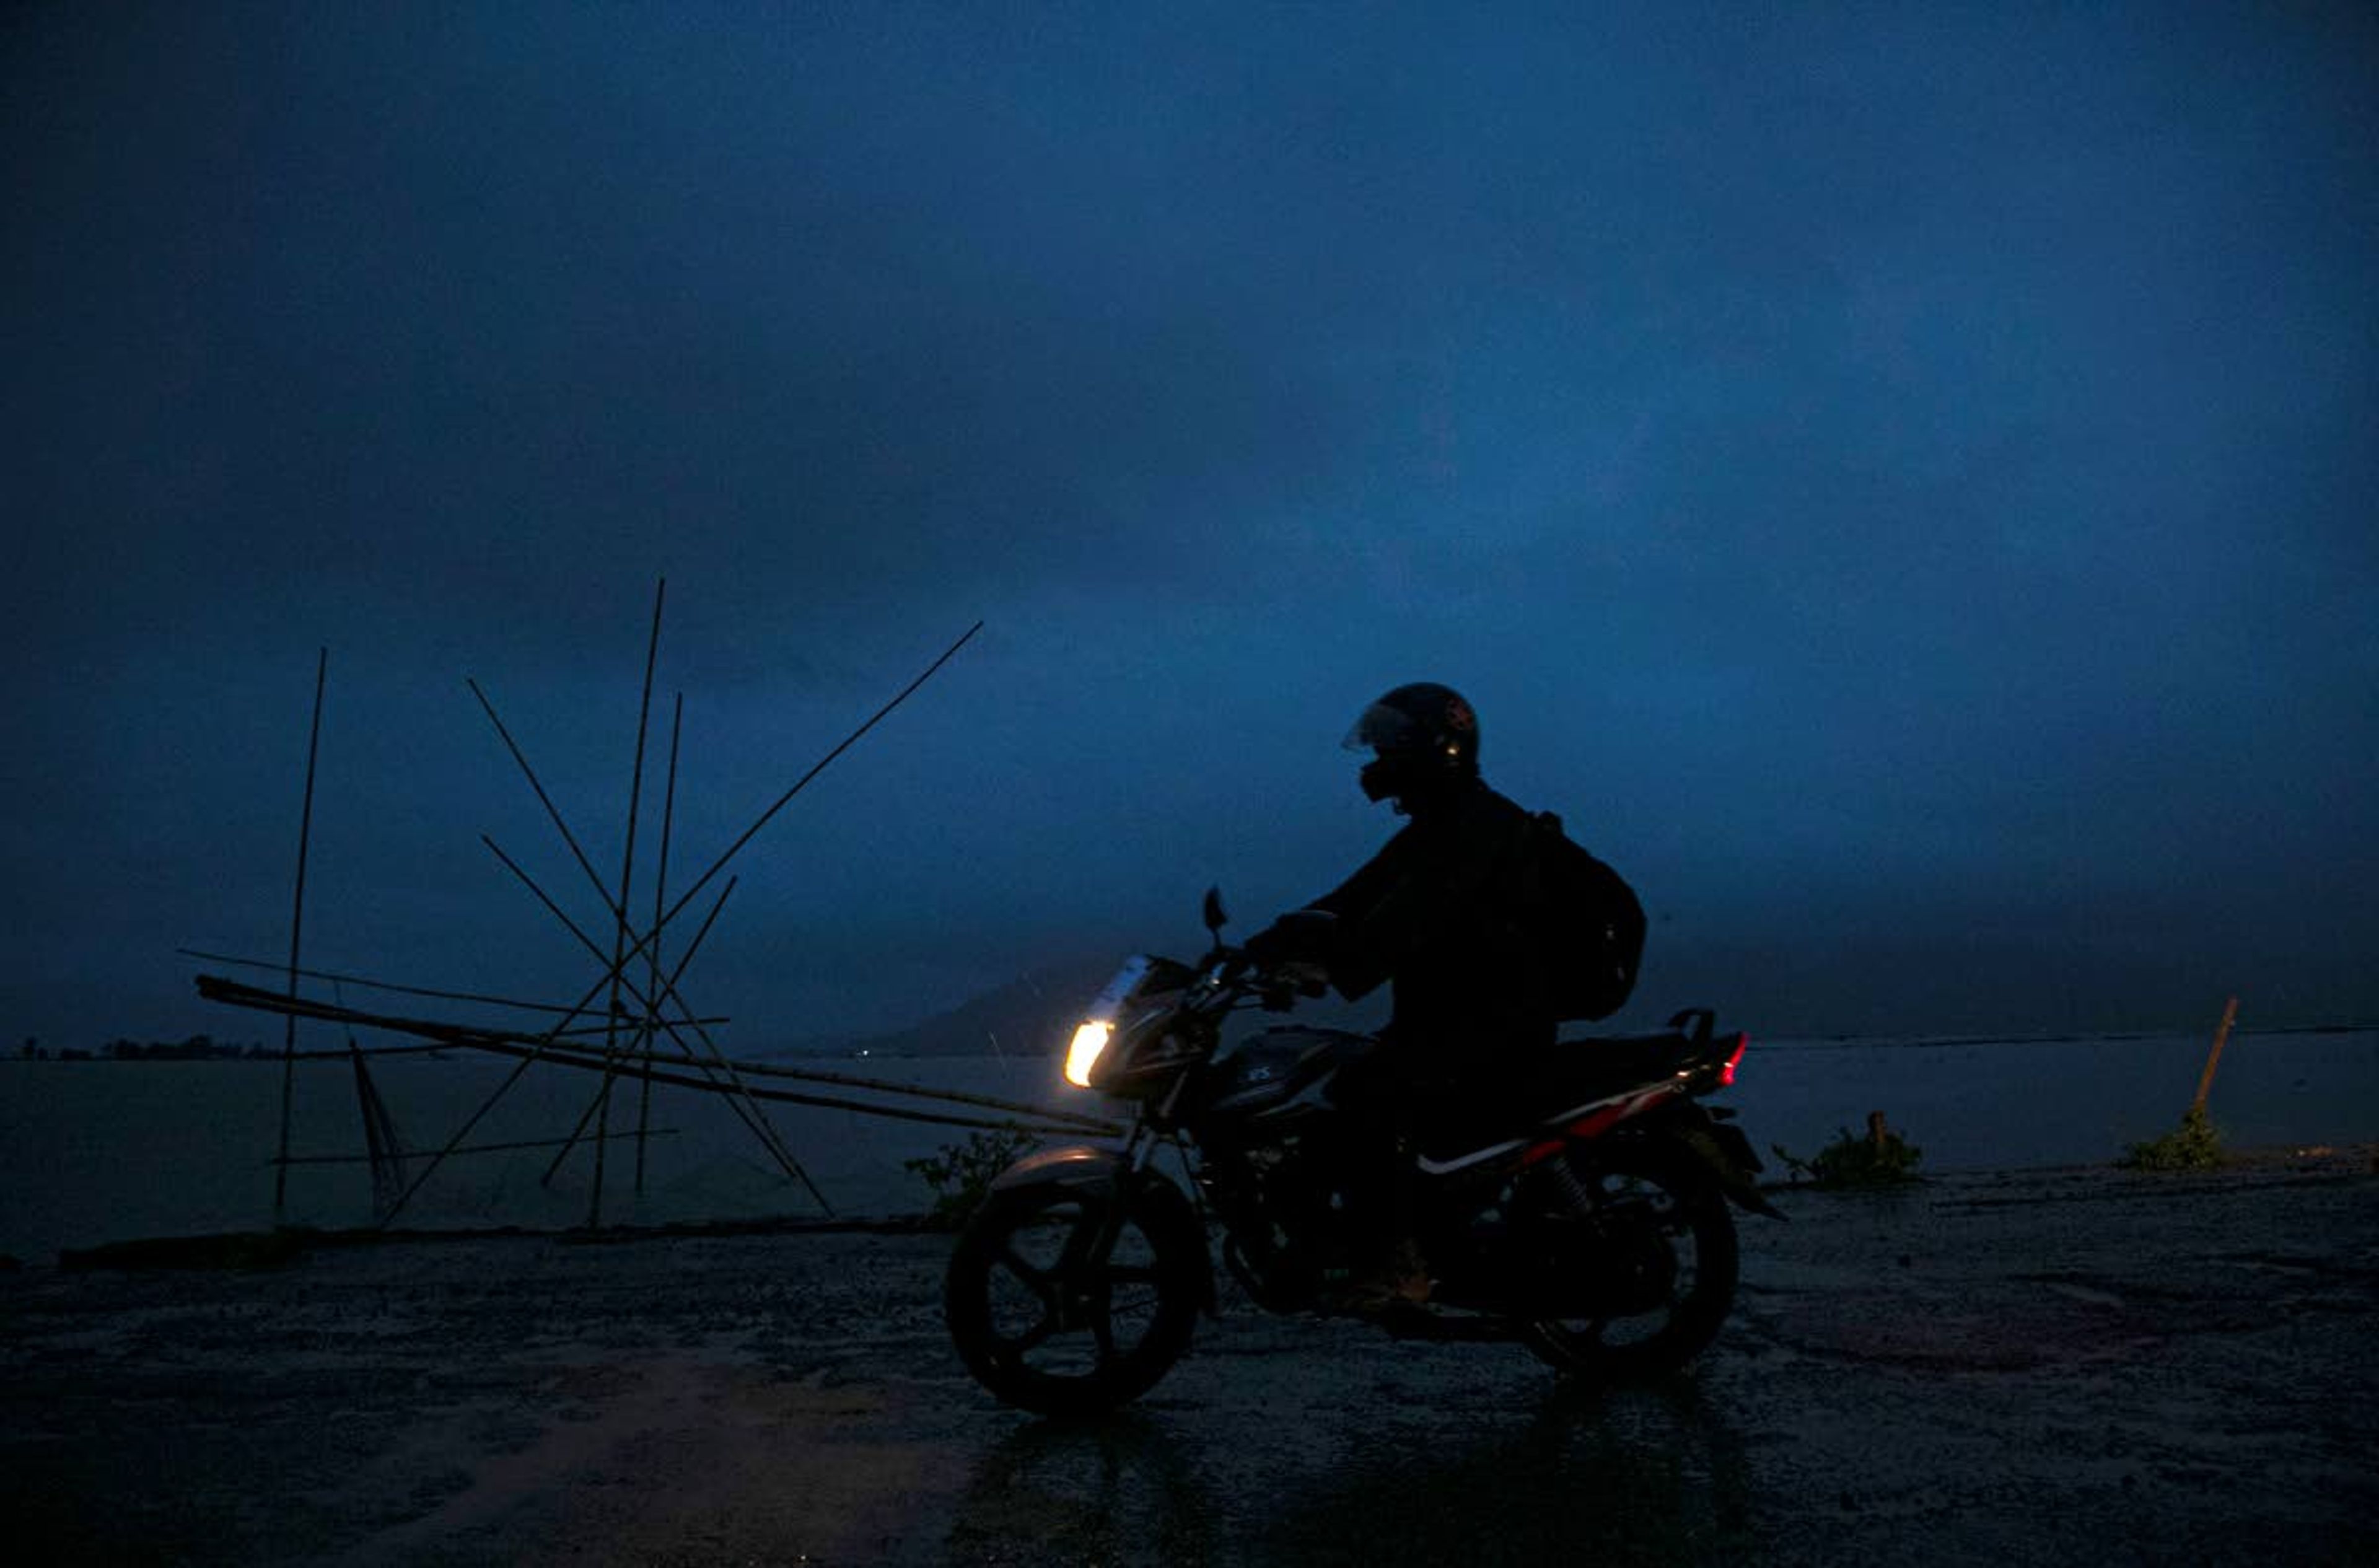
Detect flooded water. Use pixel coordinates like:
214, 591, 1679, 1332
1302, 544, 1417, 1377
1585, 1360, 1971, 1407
2, 1027, 2372, 1262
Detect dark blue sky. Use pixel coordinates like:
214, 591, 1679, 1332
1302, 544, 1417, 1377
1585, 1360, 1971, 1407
5, 2, 2374, 1050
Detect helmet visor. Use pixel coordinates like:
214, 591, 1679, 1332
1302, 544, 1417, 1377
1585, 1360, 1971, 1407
1342, 701, 1425, 755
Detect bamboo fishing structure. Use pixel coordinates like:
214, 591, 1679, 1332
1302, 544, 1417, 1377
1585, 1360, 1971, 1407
202, 597, 1101, 1240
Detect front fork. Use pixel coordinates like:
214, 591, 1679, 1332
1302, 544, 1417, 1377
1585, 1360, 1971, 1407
994, 1100, 1217, 1319
1072, 1119, 1157, 1269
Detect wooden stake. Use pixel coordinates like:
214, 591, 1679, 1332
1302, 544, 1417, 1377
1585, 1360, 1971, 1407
2192, 997, 2239, 1114
274, 649, 328, 1222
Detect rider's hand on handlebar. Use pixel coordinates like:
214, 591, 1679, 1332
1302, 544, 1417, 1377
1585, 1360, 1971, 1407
1283, 959, 1329, 996
1258, 958, 1329, 1009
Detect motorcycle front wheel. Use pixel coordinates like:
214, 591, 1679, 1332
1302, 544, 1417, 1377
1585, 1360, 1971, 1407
944, 1176, 1206, 1417
1521, 1136, 1739, 1381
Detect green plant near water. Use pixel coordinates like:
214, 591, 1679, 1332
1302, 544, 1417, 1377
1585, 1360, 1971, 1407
905, 1126, 1042, 1229
1774, 1122, 1925, 1188
2119, 1105, 2227, 1172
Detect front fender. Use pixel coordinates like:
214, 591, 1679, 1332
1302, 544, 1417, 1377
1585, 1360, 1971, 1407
989, 1144, 1129, 1196
983, 1147, 1217, 1314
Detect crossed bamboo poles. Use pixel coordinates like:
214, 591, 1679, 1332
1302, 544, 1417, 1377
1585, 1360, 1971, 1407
209, 593, 1114, 1233
453, 579, 817, 1224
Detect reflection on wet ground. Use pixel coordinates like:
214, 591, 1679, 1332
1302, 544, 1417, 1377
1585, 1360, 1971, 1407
943, 1376, 1756, 1567
1258, 1380, 1755, 1567
4, 1160, 2374, 1564
947, 1413, 1219, 1565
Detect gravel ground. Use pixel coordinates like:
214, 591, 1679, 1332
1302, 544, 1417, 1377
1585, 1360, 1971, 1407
4, 1155, 2376, 1566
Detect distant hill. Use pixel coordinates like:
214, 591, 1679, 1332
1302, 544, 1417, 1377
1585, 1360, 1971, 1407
769, 949, 1395, 1060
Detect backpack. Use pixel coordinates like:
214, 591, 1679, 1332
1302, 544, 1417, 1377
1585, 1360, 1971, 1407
1523, 812, 1645, 1022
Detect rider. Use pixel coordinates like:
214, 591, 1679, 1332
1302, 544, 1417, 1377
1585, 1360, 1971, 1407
1246, 681, 1556, 1305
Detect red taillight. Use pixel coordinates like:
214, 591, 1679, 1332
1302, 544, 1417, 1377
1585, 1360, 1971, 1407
1719, 1033, 1749, 1087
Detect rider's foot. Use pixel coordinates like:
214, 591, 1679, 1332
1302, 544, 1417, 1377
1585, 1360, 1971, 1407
1342, 1237, 1431, 1308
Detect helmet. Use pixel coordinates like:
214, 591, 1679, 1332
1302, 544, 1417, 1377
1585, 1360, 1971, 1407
1343, 682, 1479, 804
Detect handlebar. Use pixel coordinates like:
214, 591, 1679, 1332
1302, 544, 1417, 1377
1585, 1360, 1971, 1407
1196, 947, 1328, 1012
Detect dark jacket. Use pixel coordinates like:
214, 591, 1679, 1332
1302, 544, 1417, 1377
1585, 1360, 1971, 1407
1300, 776, 1555, 1089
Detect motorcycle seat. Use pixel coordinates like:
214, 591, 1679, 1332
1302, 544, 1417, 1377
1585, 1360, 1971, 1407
1410, 1028, 1719, 1165
1524, 1029, 1709, 1119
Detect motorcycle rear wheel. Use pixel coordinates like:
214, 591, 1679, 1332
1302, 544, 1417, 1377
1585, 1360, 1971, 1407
945, 1178, 1205, 1417
1520, 1136, 1738, 1381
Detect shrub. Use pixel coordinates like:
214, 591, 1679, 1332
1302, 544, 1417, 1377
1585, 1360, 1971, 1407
2119, 1105, 2227, 1172
1774, 1114, 1924, 1188
904, 1126, 1042, 1229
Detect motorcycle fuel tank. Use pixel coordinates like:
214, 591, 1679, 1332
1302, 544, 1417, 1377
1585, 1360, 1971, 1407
1199, 1026, 1372, 1127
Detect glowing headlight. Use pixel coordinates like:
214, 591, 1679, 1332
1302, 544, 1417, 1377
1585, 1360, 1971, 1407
1064, 1020, 1113, 1088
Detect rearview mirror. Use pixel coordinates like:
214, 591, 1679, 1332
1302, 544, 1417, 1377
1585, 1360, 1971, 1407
1201, 886, 1229, 937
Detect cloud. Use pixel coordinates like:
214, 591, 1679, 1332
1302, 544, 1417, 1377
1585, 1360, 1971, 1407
4, 2, 2376, 1047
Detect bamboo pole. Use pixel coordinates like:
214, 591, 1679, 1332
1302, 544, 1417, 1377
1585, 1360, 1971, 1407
723, 1056, 1113, 1131
455, 1037, 1097, 1136
465, 660, 664, 1207
480, 831, 825, 1198
266, 1027, 729, 1062
639, 888, 848, 1209
271, 1129, 675, 1167
652, 621, 983, 935
360, 950, 660, 1226
543, 1078, 613, 1186
511, 865, 788, 1185
637, 691, 685, 1196
468, 661, 660, 1205
457, 622, 986, 1215
197, 973, 1123, 1136
571, 620, 987, 1212
535, 870, 739, 1192
466, 676, 624, 927
333, 980, 405, 1219
177, 948, 647, 1019
274, 649, 328, 1221
481, 838, 817, 1188
589, 579, 668, 1229
470, 620, 983, 976
2192, 996, 2240, 1114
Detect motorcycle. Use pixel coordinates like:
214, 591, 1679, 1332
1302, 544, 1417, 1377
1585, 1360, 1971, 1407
944, 891, 1779, 1416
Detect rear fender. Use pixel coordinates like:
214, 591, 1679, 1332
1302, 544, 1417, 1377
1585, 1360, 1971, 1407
1614, 1108, 1786, 1220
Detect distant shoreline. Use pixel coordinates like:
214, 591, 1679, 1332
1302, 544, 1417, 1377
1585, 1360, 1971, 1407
10, 1017, 2373, 1066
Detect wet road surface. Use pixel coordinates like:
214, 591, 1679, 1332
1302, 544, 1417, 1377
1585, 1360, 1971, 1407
5, 1158, 2375, 1565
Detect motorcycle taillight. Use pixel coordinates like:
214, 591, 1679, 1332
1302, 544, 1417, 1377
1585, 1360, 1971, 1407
1719, 1033, 1749, 1087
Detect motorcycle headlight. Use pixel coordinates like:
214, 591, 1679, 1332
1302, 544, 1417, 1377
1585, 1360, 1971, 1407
1063, 1020, 1113, 1088
1064, 956, 1154, 1090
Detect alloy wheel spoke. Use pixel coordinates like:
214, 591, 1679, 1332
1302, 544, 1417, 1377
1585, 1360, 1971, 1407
995, 1243, 1058, 1302
996, 1310, 1061, 1356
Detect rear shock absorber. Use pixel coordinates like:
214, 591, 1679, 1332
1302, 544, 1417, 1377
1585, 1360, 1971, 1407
1533, 1144, 1598, 1215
